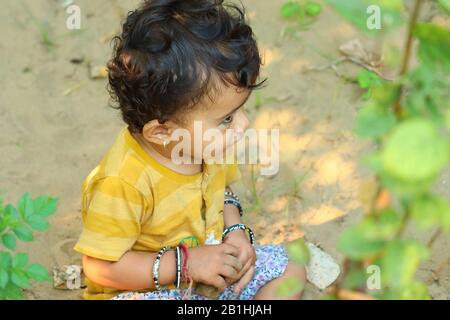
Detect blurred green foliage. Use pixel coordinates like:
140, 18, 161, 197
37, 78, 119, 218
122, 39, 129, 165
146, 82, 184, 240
0, 193, 58, 299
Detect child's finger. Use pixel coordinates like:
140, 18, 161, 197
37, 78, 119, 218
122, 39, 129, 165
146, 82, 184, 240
233, 265, 255, 294
236, 258, 253, 279
224, 254, 243, 272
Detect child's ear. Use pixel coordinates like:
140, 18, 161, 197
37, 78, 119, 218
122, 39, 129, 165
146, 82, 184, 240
142, 119, 177, 145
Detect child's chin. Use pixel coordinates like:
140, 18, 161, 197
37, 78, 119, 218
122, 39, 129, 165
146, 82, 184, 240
202, 149, 235, 164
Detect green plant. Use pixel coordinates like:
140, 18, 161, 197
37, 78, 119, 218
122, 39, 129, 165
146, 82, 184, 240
280, 1, 322, 34
357, 69, 383, 100
326, 0, 450, 300
0, 193, 58, 299
277, 238, 310, 298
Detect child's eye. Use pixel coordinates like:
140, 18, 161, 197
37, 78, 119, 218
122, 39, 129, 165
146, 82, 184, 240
222, 115, 234, 125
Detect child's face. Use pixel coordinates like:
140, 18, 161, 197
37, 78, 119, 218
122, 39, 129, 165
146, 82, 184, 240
140, 81, 251, 164
181, 84, 251, 162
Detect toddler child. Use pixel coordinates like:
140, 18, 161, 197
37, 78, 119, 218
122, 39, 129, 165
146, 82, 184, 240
74, 0, 306, 300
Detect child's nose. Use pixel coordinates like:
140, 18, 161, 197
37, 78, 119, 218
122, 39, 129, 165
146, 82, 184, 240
239, 110, 250, 131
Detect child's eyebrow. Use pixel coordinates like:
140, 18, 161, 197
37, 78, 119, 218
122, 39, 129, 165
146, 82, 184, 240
217, 92, 252, 120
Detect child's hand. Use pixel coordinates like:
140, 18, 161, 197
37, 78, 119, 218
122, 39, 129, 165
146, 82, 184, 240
223, 230, 256, 294
189, 243, 242, 292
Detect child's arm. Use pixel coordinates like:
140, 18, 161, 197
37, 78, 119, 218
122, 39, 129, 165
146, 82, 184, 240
82, 243, 242, 291
82, 250, 176, 291
222, 186, 257, 294
223, 186, 245, 229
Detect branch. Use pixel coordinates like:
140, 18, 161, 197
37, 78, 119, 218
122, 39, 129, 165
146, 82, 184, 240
393, 0, 424, 116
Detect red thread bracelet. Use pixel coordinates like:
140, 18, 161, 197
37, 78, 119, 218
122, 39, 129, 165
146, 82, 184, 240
178, 243, 191, 283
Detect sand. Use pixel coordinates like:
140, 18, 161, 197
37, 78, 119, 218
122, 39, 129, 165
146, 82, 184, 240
0, 0, 448, 300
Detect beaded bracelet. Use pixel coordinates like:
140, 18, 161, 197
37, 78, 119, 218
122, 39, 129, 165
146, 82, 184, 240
174, 246, 181, 289
222, 223, 255, 246
152, 246, 169, 291
224, 190, 240, 202
224, 198, 243, 216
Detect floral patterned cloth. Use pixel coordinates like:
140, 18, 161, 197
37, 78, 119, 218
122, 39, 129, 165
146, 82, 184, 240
111, 244, 289, 300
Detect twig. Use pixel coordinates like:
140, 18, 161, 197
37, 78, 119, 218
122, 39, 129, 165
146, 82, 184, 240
303, 57, 393, 81
427, 229, 442, 248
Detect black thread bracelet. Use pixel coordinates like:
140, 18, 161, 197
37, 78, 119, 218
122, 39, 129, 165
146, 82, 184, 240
222, 223, 255, 246
224, 198, 243, 216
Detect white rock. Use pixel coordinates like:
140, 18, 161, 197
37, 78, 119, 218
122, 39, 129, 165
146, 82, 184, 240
305, 242, 341, 290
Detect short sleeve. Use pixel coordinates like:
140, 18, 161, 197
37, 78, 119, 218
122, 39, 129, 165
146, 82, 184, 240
224, 163, 241, 186
74, 176, 149, 262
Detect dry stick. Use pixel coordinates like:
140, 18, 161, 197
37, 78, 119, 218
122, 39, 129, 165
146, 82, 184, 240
304, 57, 392, 81
427, 229, 442, 248
331, 0, 424, 299
423, 228, 446, 284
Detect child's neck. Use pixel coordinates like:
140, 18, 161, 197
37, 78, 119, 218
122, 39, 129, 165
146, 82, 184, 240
132, 133, 203, 176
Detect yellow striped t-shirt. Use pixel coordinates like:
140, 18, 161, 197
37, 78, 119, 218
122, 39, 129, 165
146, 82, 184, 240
73, 126, 241, 300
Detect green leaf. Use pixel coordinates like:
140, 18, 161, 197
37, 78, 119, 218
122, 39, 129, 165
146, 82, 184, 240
0, 252, 12, 269
357, 70, 383, 101
338, 209, 401, 259
446, 108, 450, 130
17, 193, 34, 219
380, 240, 429, 288
371, 83, 400, 106
379, 171, 436, 197
410, 194, 447, 230
27, 264, 51, 282
362, 152, 384, 173
280, 2, 303, 18
286, 238, 310, 266
338, 225, 385, 259
437, 0, 450, 13
26, 215, 50, 232
381, 119, 450, 182
414, 23, 450, 71
375, 281, 430, 300
357, 70, 382, 89
12, 226, 34, 242
354, 103, 396, 138
12, 253, 28, 269
0, 268, 8, 288
398, 282, 430, 300
33, 196, 58, 217
405, 65, 449, 124
305, 2, 321, 17
342, 268, 368, 290
11, 269, 30, 288
325, 0, 404, 36
4, 204, 20, 226
276, 276, 305, 298
1, 232, 17, 250
0, 282, 23, 300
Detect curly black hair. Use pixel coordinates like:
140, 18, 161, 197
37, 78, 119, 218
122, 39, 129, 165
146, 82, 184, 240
107, 0, 266, 133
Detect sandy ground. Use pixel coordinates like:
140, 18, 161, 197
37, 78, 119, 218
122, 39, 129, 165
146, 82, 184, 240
0, 0, 448, 300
